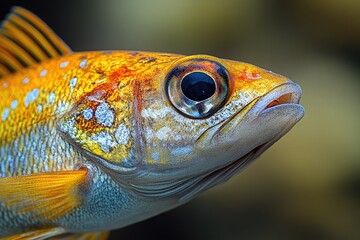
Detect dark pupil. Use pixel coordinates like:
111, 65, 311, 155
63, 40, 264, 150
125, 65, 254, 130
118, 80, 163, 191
181, 72, 216, 101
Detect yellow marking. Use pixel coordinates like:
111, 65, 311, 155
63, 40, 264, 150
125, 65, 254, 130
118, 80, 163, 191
5, 227, 65, 240
0, 169, 88, 221
0, 35, 36, 67
52, 231, 110, 240
0, 62, 12, 76
1, 22, 48, 61
0, 6, 73, 79
0, 47, 24, 71
9, 14, 59, 57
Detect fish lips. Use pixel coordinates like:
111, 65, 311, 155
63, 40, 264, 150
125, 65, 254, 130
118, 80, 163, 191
237, 82, 304, 159
176, 83, 305, 201
216, 82, 304, 143
255, 82, 304, 118
197, 82, 304, 174
242, 82, 304, 143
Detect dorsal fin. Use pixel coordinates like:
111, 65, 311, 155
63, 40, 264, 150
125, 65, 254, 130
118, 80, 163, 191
0, 6, 72, 78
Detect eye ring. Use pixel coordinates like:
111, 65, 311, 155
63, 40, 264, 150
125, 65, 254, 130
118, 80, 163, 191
165, 58, 230, 119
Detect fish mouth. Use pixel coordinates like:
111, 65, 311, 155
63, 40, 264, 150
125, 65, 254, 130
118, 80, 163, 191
265, 92, 298, 109
205, 82, 304, 144
256, 82, 303, 114
124, 83, 304, 202
219, 82, 304, 159
182, 82, 304, 201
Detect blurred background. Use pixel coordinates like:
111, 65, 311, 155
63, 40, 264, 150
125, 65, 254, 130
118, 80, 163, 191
1, 0, 359, 239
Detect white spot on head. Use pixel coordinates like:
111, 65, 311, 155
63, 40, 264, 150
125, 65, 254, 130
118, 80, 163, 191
60, 61, 69, 68
83, 108, 93, 120
37, 104, 43, 113
48, 92, 56, 103
3, 82, 8, 88
70, 77, 78, 89
11, 100, 18, 110
155, 126, 171, 140
2, 108, 10, 121
91, 131, 117, 152
24, 88, 40, 107
79, 60, 87, 68
115, 124, 130, 145
22, 77, 29, 84
95, 102, 114, 127
39, 69, 47, 77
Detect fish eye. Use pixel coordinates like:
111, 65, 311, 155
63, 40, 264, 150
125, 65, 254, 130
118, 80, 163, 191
166, 58, 230, 119
181, 72, 216, 101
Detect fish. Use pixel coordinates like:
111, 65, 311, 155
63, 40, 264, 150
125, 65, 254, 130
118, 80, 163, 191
0, 6, 304, 240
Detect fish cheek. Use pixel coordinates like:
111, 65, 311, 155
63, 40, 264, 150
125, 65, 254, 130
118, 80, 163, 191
57, 87, 135, 168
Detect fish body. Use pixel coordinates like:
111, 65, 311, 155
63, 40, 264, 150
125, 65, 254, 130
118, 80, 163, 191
0, 7, 304, 239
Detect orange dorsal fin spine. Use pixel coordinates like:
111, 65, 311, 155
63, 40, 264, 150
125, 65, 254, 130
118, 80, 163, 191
0, 6, 72, 78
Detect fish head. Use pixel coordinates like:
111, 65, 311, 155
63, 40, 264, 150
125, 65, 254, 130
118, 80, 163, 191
130, 54, 304, 200
59, 54, 304, 202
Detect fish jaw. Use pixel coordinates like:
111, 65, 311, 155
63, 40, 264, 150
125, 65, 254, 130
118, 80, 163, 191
139, 82, 301, 200
108, 68, 303, 201
56, 53, 304, 203
183, 82, 304, 197
209, 82, 304, 148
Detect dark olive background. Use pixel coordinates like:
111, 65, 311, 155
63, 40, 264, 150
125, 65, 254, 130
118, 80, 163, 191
1, 0, 360, 239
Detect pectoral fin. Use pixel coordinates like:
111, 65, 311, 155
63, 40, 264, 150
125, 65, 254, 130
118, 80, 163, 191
4, 227, 66, 240
3, 229, 109, 240
0, 169, 88, 221
53, 231, 110, 240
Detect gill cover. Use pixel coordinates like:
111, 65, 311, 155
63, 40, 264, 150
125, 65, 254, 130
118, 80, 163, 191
58, 76, 138, 170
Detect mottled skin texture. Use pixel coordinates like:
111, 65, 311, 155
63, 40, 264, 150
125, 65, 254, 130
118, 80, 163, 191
0, 51, 180, 177
0, 51, 300, 237
0, 51, 187, 236
0, 8, 304, 239
0, 50, 290, 177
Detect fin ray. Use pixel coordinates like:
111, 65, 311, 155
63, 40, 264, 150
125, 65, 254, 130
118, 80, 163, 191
0, 6, 72, 78
1, 23, 48, 61
0, 34, 36, 66
53, 231, 110, 240
8, 14, 59, 57
0, 169, 88, 221
0, 47, 24, 71
13, 7, 72, 55
5, 227, 66, 240
0, 63, 11, 77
